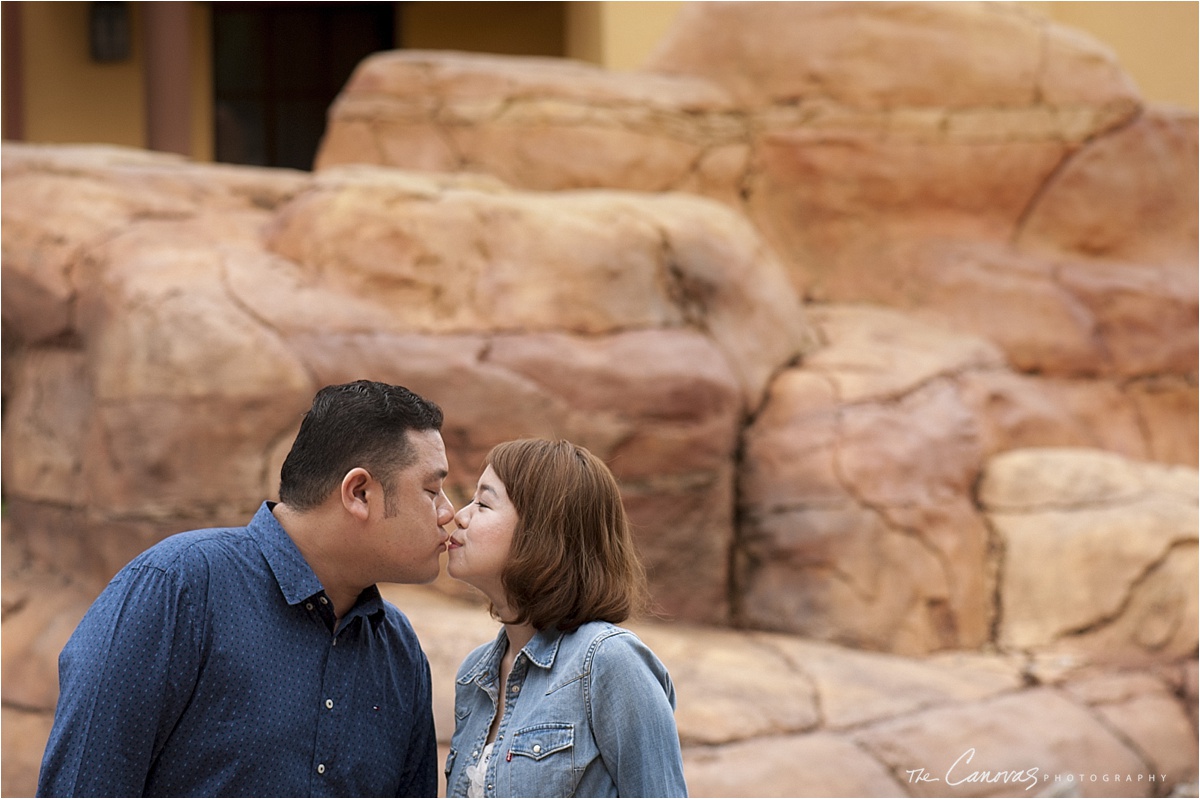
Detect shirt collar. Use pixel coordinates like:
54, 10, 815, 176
458, 626, 566, 685
249, 501, 385, 620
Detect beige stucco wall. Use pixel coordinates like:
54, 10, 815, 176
20, 2, 145, 148
1028, 1, 1198, 111
566, 1, 685, 70
16, 2, 214, 160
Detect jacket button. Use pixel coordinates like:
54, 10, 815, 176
532, 744, 542, 753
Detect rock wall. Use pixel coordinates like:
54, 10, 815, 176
2, 2, 1196, 796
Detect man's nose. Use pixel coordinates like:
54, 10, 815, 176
437, 492, 455, 527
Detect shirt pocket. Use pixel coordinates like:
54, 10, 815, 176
505, 722, 578, 796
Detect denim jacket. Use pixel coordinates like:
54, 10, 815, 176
445, 622, 688, 797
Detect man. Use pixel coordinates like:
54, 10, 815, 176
37, 380, 455, 797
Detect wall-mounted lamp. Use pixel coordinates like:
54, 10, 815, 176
90, 1, 131, 62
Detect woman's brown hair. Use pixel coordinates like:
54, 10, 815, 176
486, 438, 650, 632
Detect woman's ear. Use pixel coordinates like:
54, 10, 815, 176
340, 467, 373, 521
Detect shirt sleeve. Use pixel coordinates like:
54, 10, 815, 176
586, 632, 689, 798
37, 561, 205, 798
396, 651, 439, 798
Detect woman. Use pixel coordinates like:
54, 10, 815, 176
445, 438, 688, 798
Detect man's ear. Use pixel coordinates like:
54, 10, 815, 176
340, 468, 374, 522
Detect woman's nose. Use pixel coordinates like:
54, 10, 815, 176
453, 504, 469, 528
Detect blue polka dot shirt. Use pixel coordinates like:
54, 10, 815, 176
37, 502, 438, 797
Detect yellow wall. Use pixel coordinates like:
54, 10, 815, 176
189, 3, 213, 162
17, 2, 214, 160
1026, 1, 1198, 110
21, 2, 145, 147
401, 2, 566, 57
567, 1, 683, 70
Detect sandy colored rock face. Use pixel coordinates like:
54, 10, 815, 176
1, 144, 809, 624
4, 2, 1197, 795
315, 3, 1194, 393
981, 449, 1199, 662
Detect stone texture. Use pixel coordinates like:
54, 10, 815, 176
683, 732, 906, 798
315, 50, 743, 195
737, 308, 999, 653
1017, 110, 1199, 267
737, 306, 1198, 655
643, 2, 1139, 112
980, 448, 1198, 662
857, 688, 1153, 798
313, 3, 1195, 394
2, 707, 55, 798
1, 143, 810, 623
4, 2, 1197, 794
1061, 672, 1199, 786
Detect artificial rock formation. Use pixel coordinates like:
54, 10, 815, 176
3, 1, 1197, 796
318, 2, 1197, 394
2, 145, 809, 621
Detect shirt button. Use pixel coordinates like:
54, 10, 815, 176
320, 596, 328, 605
305, 602, 314, 611
317, 764, 325, 774
325, 699, 334, 709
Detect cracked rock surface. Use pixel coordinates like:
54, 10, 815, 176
3, 2, 1196, 796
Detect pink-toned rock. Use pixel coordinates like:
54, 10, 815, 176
763, 635, 1023, 730
980, 448, 1198, 662
959, 370, 1151, 461
1062, 672, 1199, 786
902, 241, 1105, 376
1126, 376, 1199, 466
802, 305, 1005, 402
1017, 109, 1199, 266
1055, 257, 1198, 378
0, 580, 92, 712
316, 50, 741, 195
2, 143, 812, 622
264, 168, 810, 407
634, 624, 820, 745
858, 687, 1154, 798
1, 707, 54, 798
310, 4, 1193, 395
644, 2, 1139, 112
738, 308, 996, 653
683, 732, 905, 798
745, 133, 1067, 301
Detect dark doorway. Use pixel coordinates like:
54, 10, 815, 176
212, 2, 395, 170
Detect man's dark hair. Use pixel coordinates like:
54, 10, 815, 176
278, 380, 443, 511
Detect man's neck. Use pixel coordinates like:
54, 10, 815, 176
272, 501, 366, 623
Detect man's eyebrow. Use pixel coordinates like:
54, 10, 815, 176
428, 468, 448, 482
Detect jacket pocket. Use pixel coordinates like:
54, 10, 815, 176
504, 722, 578, 796
509, 722, 574, 761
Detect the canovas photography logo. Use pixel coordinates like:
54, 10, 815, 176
905, 747, 1169, 793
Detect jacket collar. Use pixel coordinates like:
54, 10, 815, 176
458, 626, 566, 685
